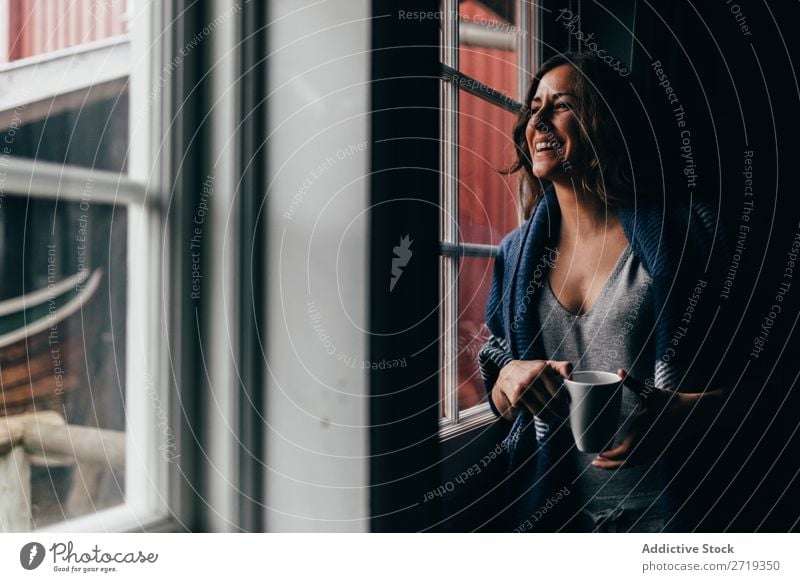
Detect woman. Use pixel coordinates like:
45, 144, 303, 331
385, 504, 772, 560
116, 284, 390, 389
479, 52, 729, 532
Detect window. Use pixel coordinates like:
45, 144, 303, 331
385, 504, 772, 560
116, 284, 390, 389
439, 0, 539, 437
0, 0, 166, 531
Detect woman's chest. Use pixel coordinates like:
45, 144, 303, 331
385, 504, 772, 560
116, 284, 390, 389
536, 249, 656, 377
548, 232, 630, 316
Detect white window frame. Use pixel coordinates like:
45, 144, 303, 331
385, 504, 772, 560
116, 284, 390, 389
439, 0, 540, 439
0, 0, 172, 532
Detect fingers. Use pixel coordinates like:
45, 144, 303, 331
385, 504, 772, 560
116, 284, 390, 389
618, 370, 655, 400
521, 386, 550, 412
499, 360, 573, 422
592, 437, 632, 469
518, 391, 547, 419
521, 382, 564, 422
519, 378, 566, 424
521, 394, 564, 426
497, 362, 527, 408
534, 361, 572, 398
524, 361, 572, 423
591, 456, 627, 469
537, 369, 563, 399
492, 388, 515, 421
597, 439, 631, 460
548, 360, 574, 379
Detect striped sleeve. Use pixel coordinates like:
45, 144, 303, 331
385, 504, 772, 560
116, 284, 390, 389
478, 336, 557, 438
478, 335, 513, 418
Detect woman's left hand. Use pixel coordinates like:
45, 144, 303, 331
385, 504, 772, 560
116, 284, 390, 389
591, 369, 699, 469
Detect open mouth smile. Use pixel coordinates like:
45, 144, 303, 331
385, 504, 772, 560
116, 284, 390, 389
534, 139, 562, 152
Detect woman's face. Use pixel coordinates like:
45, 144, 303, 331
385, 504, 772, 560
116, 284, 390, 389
525, 64, 584, 181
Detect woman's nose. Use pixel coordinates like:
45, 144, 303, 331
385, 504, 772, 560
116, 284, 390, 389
530, 109, 551, 131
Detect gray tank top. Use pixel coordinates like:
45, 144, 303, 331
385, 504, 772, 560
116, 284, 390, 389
536, 244, 665, 523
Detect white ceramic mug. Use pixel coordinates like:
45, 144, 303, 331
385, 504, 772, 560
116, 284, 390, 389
562, 371, 623, 453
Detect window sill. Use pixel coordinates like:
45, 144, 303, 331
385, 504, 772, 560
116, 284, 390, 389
38, 504, 174, 533
438, 403, 497, 440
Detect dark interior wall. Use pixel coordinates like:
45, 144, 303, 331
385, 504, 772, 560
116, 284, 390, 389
370, 0, 442, 532
539, 0, 635, 64
571, 0, 637, 66
439, 422, 511, 532
625, 0, 800, 531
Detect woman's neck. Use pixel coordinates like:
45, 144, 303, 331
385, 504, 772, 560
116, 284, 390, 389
551, 180, 620, 240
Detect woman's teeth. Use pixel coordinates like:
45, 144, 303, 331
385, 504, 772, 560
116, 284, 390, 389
535, 140, 560, 152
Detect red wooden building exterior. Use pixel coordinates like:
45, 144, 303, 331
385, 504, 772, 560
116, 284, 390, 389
5, 0, 127, 62
456, 0, 523, 410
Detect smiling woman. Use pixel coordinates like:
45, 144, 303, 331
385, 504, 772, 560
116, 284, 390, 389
479, 52, 730, 532
528, 67, 581, 177
507, 52, 638, 219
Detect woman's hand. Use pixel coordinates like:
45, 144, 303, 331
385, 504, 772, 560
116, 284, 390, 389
591, 369, 711, 469
491, 360, 573, 423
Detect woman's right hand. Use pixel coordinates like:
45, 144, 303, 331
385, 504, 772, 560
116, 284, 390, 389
491, 360, 573, 423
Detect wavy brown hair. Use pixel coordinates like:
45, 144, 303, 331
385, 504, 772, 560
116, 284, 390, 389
506, 52, 637, 219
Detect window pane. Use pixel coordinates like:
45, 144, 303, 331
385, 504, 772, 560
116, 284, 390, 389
439, 256, 447, 417
0, 194, 127, 529
459, 0, 517, 93
458, 92, 519, 244
8, 0, 128, 61
0, 1, 130, 172
456, 256, 493, 411
0, 87, 129, 173
456, 1, 520, 245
